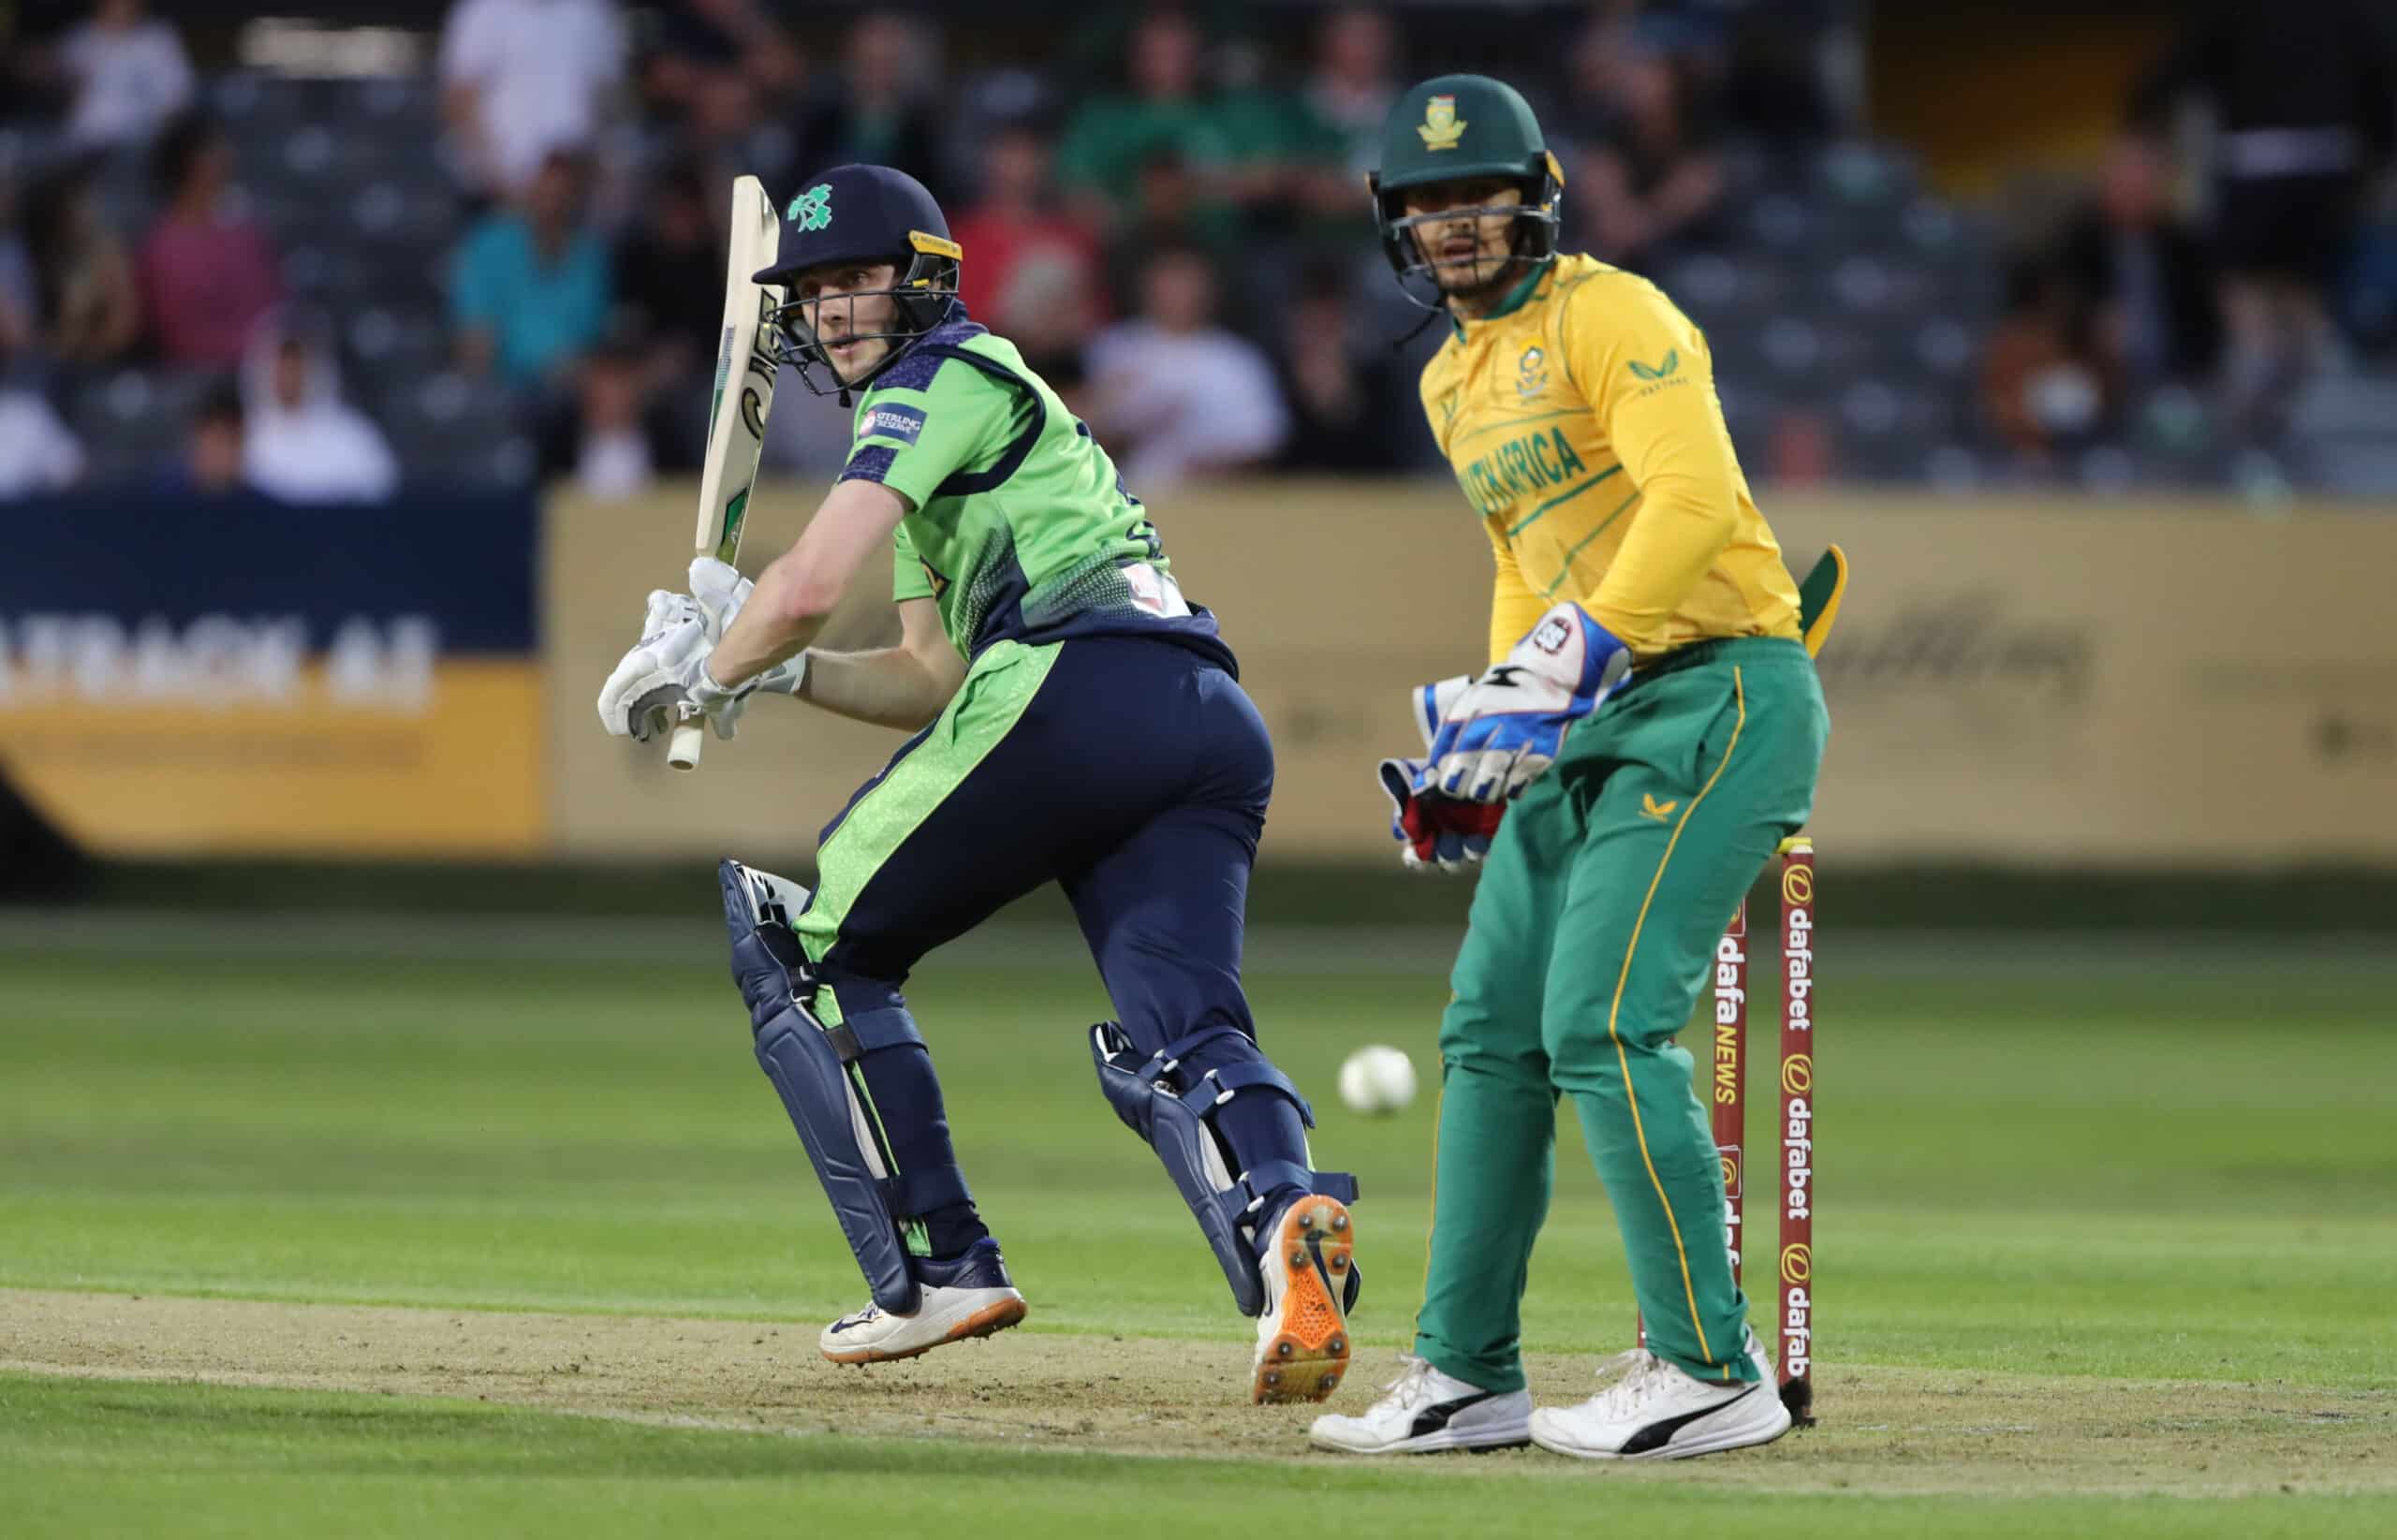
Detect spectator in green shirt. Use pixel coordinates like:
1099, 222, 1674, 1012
1292, 7, 1401, 206
1055, 8, 1287, 247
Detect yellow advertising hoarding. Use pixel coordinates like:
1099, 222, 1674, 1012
548, 481, 2397, 867
0, 491, 545, 858
22, 482, 2382, 865
1, 658, 543, 857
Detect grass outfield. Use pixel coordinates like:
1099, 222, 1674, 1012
2, 919, 2392, 1535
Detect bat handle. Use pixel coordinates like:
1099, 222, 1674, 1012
667, 719, 706, 771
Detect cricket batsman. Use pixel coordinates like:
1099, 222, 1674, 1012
596, 164, 1360, 1403
1308, 77, 1830, 1459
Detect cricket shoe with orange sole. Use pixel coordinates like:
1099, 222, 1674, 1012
1251, 1193, 1358, 1403
818, 1238, 1028, 1365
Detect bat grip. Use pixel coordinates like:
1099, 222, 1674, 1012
667, 720, 705, 771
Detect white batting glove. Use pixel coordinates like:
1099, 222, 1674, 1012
597, 606, 746, 742
688, 557, 750, 640
643, 587, 703, 639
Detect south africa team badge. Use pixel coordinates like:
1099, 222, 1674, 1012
1517, 345, 1548, 400
1418, 95, 1466, 151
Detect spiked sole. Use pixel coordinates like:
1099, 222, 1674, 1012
819, 1295, 1028, 1365
1252, 1196, 1354, 1405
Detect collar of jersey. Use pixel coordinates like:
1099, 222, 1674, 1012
1448, 259, 1553, 339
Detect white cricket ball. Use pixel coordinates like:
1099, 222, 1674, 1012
1338, 1045, 1418, 1116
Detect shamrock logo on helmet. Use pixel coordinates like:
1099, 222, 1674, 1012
787, 183, 833, 232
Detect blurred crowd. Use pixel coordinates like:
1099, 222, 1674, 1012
0, 0, 2391, 505
1979, 1, 2396, 490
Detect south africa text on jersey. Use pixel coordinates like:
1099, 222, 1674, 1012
1458, 424, 1593, 517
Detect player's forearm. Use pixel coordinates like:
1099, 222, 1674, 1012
795, 646, 959, 732
708, 561, 831, 690
711, 480, 911, 691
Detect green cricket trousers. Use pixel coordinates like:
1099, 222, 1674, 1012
1415, 636, 1829, 1391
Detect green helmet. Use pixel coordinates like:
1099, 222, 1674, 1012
1368, 74, 1566, 303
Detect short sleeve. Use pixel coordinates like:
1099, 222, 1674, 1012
890, 521, 934, 603
837, 363, 1015, 511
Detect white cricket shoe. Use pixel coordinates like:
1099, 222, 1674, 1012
1251, 1194, 1355, 1403
1309, 1356, 1533, 1454
1529, 1346, 1792, 1460
817, 1238, 1027, 1365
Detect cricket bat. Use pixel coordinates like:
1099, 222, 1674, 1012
669, 174, 784, 771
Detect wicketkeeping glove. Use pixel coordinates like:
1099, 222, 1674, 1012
1377, 674, 1500, 874
1379, 756, 1507, 873
1425, 602, 1633, 802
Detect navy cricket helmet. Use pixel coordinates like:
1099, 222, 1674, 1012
753, 163, 963, 398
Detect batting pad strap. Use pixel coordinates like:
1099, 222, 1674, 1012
1148, 1024, 1253, 1076
1232, 1161, 1357, 1214
882, 1163, 972, 1220
1236, 1160, 1315, 1209
827, 1005, 926, 1063
1204, 1061, 1316, 1129
1148, 1026, 1318, 1127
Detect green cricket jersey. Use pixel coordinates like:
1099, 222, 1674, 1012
837, 319, 1231, 668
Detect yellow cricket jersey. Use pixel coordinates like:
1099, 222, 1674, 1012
1419, 253, 1801, 664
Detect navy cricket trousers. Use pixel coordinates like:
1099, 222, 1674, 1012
786, 634, 1299, 1257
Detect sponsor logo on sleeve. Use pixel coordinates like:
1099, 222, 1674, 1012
864, 404, 927, 447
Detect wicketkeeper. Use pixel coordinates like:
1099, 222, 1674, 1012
1309, 77, 1831, 1460
596, 164, 1359, 1403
